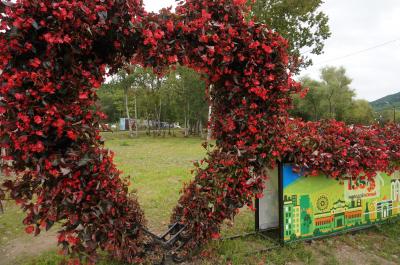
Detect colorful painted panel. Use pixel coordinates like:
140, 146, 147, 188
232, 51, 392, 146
282, 164, 400, 242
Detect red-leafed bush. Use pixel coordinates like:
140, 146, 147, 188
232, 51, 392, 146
1, 0, 399, 263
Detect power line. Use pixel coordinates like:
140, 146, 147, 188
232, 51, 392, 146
308, 37, 400, 68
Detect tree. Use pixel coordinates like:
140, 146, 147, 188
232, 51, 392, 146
250, 0, 331, 70
97, 82, 123, 123
291, 77, 324, 121
320, 66, 354, 120
104, 67, 144, 137
97, 66, 209, 137
163, 66, 208, 137
344, 100, 375, 125
292, 67, 374, 125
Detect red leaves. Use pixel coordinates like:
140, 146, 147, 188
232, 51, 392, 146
114, 41, 121, 49
262, 44, 273, 54
199, 35, 209, 43
67, 131, 78, 141
31, 141, 45, 153
43, 32, 73, 44
201, 9, 212, 20
249, 41, 260, 49
168, 55, 178, 64
223, 117, 236, 132
143, 29, 157, 46
25, 225, 35, 234
40, 83, 55, 94
233, 0, 247, 6
80, 5, 91, 16
17, 113, 30, 123
43, 33, 56, 43
14, 93, 24, 100
67, 236, 80, 246
166, 20, 174, 32
212, 34, 219, 42
52, 118, 65, 129
154, 29, 165, 40
79, 92, 89, 99
248, 125, 258, 134
211, 232, 220, 239
250, 87, 268, 100
30, 58, 41, 68
34, 116, 42, 124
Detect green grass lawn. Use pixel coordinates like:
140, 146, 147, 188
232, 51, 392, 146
103, 132, 208, 232
0, 201, 25, 247
2, 132, 400, 265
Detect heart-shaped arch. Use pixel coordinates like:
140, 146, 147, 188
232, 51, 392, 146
1, 0, 399, 264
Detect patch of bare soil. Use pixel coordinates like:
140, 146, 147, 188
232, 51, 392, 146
0, 231, 57, 265
333, 243, 396, 265
306, 238, 397, 265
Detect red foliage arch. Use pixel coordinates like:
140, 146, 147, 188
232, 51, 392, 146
1, 0, 399, 263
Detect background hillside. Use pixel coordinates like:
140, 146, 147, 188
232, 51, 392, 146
370, 92, 400, 111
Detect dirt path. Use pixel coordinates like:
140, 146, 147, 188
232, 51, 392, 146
0, 231, 57, 265
308, 239, 398, 265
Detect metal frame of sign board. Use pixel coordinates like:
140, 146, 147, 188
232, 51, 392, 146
278, 163, 284, 243
256, 162, 400, 244
255, 163, 283, 236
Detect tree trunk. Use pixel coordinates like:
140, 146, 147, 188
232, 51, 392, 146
134, 92, 138, 137
146, 114, 151, 136
312, 101, 318, 121
207, 84, 213, 141
158, 97, 162, 136
124, 88, 134, 137
184, 114, 188, 137
200, 122, 204, 139
184, 101, 190, 137
328, 89, 334, 119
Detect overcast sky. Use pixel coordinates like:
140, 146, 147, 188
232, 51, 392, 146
143, 0, 400, 102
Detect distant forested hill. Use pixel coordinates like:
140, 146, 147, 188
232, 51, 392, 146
370, 92, 400, 111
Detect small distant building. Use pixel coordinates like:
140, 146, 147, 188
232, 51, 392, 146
119, 118, 135, 131
119, 118, 176, 131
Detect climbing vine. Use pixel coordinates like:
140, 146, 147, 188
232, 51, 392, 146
1, 0, 399, 263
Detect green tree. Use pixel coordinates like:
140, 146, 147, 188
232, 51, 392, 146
250, 0, 331, 70
163, 66, 208, 137
378, 108, 396, 124
344, 99, 375, 125
292, 67, 374, 125
97, 82, 123, 123
320, 66, 354, 120
97, 66, 209, 137
291, 77, 324, 121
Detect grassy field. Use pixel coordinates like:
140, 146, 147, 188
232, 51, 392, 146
1, 132, 400, 265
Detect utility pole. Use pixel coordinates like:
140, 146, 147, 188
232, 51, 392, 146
394, 107, 396, 123
386, 101, 396, 123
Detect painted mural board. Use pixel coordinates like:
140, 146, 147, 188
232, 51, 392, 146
282, 163, 400, 243
256, 168, 279, 231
